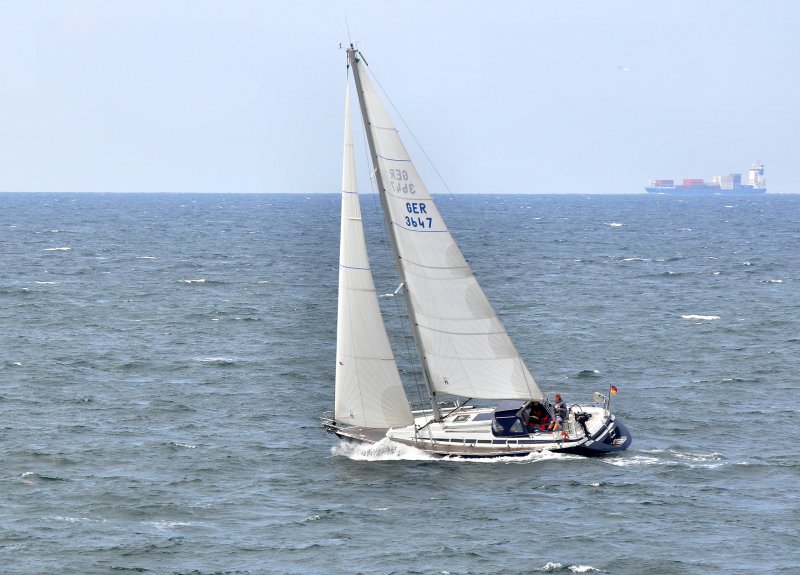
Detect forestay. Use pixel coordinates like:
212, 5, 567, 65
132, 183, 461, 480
348, 50, 543, 402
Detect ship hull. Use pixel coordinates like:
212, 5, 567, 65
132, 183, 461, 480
645, 186, 766, 195
323, 405, 631, 458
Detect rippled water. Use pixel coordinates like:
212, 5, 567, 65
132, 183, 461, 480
1, 192, 798, 574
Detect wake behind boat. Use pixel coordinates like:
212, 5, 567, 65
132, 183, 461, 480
321, 46, 631, 458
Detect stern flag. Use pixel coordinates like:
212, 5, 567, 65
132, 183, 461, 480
610, 385, 618, 395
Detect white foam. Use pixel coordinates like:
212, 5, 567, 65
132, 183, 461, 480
765, 279, 783, 284
197, 357, 235, 365
603, 454, 661, 467
332, 438, 438, 461
43, 247, 71, 251
34, 281, 58, 285
136, 256, 156, 260
47, 516, 96, 524
681, 314, 720, 321
332, 438, 580, 464
607, 222, 624, 227
152, 521, 192, 530
570, 566, 600, 573
182, 278, 206, 284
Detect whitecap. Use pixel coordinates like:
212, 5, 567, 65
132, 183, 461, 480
182, 278, 206, 284
765, 279, 783, 284
136, 256, 156, 260
607, 222, 623, 227
681, 314, 720, 321
604, 455, 660, 467
537, 563, 562, 572
570, 566, 600, 573
152, 521, 192, 530
197, 357, 236, 365
43, 247, 71, 251
672, 451, 724, 463
34, 281, 58, 285
460, 449, 580, 465
46, 516, 96, 524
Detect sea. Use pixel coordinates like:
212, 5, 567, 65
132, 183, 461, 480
1, 192, 798, 575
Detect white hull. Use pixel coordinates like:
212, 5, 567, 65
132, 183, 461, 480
324, 405, 631, 458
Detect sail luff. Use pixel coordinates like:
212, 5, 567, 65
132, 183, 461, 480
334, 79, 413, 429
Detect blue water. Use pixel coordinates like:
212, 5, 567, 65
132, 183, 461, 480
1, 192, 798, 574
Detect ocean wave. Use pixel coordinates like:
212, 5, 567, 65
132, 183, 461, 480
607, 222, 624, 227
536, 562, 599, 573
603, 454, 661, 467
621, 449, 728, 469
20, 471, 68, 482
576, 369, 601, 378
168, 441, 197, 449
681, 314, 720, 321
43, 247, 71, 251
196, 356, 237, 366
151, 521, 193, 530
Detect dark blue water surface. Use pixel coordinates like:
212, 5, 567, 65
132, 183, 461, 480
1, 192, 798, 574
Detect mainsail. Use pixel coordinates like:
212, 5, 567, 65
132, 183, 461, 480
334, 83, 414, 428
347, 48, 543, 403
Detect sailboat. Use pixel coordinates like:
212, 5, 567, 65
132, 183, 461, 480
322, 46, 632, 457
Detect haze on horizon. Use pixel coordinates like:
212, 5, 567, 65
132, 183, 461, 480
1, 0, 797, 194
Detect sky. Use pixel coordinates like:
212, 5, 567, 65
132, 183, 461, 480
0, 0, 798, 194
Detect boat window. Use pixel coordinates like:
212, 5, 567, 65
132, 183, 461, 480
453, 415, 471, 423
509, 419, 525, 434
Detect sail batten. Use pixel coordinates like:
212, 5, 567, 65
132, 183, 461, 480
347, 49, 544, 404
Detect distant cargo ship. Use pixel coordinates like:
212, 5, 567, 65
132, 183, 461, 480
645, 164, 766, 194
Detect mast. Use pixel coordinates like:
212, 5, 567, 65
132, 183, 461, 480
347, 47, 443, 421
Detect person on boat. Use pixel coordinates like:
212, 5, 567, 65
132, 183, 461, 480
528, 400, 549, 431
548, 393, 567, 432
